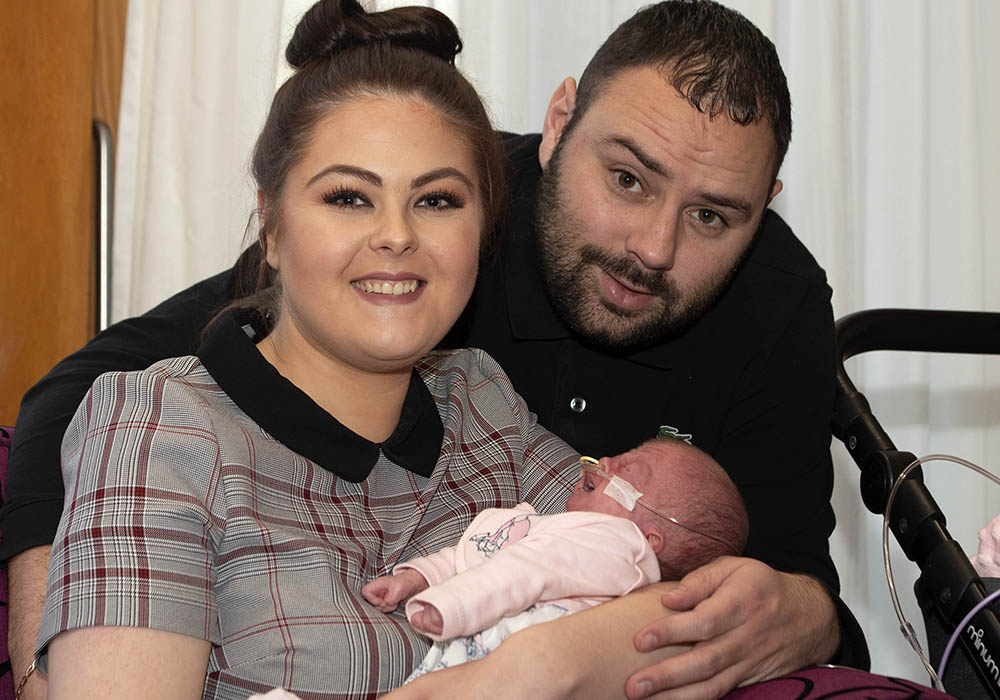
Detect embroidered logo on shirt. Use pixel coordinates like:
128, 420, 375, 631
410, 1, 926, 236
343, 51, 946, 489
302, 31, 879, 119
468, 514, 533, 557
656, 425, 693, 444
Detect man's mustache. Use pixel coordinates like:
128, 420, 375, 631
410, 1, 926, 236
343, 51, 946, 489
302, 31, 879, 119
578, 245, 672, 297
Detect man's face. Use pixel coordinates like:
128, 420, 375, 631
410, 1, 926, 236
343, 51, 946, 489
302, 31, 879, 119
535, 67, 782, 348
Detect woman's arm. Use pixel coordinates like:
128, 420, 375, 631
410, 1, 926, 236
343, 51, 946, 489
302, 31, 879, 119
382, 583, 687, 700
37, 369, 223, 696
47, 626, 210, 700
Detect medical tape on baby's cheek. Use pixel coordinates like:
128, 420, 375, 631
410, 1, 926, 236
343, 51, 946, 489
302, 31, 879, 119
603, 476, 643, 511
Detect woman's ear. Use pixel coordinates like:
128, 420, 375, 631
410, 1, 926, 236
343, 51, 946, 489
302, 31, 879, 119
538, 77, 578, 170
258, 191, 279, 270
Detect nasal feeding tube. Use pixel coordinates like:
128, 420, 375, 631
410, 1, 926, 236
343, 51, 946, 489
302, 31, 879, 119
577, 456, 732, 548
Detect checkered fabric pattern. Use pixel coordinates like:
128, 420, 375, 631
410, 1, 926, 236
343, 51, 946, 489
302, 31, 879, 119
37, 349, 579, 699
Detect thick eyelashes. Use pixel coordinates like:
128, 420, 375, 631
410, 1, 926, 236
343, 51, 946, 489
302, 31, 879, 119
320, 186, 466, 211
322, 187, 370, 208
416, 190, 465, 210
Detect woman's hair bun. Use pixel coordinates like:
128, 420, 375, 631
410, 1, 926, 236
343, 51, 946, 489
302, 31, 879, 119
286, 0, 463, 69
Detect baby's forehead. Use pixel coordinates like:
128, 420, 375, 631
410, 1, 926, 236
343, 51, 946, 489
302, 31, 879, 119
612, 441, 681, 479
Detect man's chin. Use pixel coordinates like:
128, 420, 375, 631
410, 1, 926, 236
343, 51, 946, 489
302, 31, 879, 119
597, 297, 651, 319
574, 290, 716, 349
566, 303, 670, 350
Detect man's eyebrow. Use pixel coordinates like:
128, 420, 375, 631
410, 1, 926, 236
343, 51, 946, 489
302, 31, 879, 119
411, 167, 474, 191
603, 135, 756, 218
601, 135, 669, 177
701, 192, 754, 219
307, 165, 381, 187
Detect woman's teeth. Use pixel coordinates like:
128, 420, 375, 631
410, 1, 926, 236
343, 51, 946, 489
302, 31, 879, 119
352, 280, 420, 295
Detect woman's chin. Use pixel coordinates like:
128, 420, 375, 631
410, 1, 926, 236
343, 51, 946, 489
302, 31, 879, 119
348, 344, 438, 374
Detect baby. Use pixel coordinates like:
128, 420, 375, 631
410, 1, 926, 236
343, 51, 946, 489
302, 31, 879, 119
362, 438, 749, 679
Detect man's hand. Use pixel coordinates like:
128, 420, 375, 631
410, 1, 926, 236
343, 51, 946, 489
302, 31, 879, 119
362, 569, 429, 613
8, 545, 52, 700
626, 556, 839, 700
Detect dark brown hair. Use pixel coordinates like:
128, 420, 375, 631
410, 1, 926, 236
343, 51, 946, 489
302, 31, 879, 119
226, 0, 506, 327
566, 0, 791, 178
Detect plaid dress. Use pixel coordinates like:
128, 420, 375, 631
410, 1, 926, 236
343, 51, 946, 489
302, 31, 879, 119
37, 316, 579, 699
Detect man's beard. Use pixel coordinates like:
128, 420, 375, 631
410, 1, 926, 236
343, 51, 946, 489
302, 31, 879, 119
534, 143, 748, 350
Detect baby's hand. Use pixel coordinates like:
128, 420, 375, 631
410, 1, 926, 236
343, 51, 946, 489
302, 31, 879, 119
362, 568, 429, 612
410, 605, 444, 636
972, 513, 1000, 577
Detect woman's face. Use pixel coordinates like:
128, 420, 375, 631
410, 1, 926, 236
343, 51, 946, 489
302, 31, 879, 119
264, 95, 483, 374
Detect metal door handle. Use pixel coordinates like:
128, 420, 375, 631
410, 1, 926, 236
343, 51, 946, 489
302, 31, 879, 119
94, 120, 113, 331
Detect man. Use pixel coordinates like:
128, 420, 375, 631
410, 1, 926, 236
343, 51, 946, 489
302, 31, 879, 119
1, 2, 868, 698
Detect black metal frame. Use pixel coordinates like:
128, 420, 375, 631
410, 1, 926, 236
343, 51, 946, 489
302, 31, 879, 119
833, 309, 1000, 698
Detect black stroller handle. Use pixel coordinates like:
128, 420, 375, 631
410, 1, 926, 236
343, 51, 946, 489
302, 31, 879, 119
832, 308, 1000, 699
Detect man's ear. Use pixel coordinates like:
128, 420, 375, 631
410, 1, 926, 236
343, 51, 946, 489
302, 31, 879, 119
643, 525, 666, 556
258, 190, 279, 269
767, 178, 783, 205
538, 77, 578, 170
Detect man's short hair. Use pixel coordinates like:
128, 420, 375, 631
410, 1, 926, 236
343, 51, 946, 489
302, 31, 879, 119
568, 0, 792, 176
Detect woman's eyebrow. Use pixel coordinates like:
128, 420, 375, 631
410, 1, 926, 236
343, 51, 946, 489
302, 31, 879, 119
411, 167, 474, 190
307, 164, 382, 187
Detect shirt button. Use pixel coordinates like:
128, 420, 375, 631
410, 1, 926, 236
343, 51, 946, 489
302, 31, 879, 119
569, 397, 587, 413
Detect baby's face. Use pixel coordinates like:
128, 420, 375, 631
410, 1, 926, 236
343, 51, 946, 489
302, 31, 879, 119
565, 444, 661, 518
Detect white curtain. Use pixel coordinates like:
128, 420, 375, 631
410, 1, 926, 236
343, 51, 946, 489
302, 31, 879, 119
113, 0, 1000, 684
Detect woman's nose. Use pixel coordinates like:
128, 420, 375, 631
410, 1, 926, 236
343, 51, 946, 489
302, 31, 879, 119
369, 209, 419, 255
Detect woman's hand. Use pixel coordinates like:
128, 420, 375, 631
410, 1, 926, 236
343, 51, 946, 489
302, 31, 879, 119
626, 556, 839, 699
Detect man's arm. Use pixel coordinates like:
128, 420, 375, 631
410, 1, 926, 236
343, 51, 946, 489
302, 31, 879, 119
0, 265, 239, 559
7, 546, 51, 700
709, 264, 866, 668
628, 557, 839, 699
618, 243, 867, 697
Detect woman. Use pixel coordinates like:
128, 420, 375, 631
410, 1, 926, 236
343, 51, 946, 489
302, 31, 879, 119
36, 1, 581, 698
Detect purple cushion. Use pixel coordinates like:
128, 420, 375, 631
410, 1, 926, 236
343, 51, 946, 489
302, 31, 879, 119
1, 425, 15, 700
724, 666, 957, 699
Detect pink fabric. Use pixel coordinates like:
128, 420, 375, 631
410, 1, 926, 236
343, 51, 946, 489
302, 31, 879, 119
398, 503, 659, 640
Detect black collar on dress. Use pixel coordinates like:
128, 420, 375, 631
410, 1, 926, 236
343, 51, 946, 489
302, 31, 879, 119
197, 312, 443, 482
